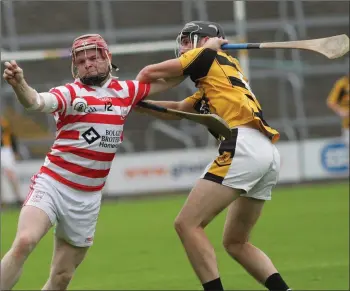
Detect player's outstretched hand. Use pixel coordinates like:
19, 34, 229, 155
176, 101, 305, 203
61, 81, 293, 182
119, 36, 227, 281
203, 37, 228, 51
3, 60, 25, 87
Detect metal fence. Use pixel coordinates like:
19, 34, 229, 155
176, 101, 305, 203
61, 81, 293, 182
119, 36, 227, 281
1, 0, 349, 158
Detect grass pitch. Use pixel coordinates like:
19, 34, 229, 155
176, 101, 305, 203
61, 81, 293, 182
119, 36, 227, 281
1, 182, 349, 290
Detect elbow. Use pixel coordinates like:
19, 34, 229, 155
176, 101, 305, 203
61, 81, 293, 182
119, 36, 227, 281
326, 101, 335, 110
23, 99, 38, 110
137, 66, 157, 83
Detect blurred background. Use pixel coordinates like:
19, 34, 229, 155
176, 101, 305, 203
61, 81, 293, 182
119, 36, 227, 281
0, 1, 349, 290
1, 0, 349, 157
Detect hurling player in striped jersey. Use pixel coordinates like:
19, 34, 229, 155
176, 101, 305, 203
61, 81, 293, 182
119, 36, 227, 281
1, 34, 183, 290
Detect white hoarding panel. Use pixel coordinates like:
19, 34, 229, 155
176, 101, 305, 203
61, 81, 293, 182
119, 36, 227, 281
105, 148, 217, 195
1, 160, 42, 203
302, 138, 349, 180
276, 142, 301, 183
4, 138, 343, 201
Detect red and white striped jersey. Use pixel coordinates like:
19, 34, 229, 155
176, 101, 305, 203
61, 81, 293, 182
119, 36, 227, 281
39, 77, 150, 191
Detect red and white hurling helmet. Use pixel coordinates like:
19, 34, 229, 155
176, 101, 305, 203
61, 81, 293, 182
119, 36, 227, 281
71, 34, 118, 79
72, 34, 109, 56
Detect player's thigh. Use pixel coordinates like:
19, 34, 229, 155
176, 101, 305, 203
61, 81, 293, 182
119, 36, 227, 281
14, 205, 53, 247
202, 128, 275, 198
223, 196, 265, 244
23, 173, 58, 225
54, 182, 102, 247
1, 158, 16, 179
242, 145, 280, 201
2, 167, 18, 184
15, 174, 58, 245
50, 237, 89, 274
3, 167, 16, 178
223, 145, 280, 242
176, 179, 241, 229
1, 147, 16, 167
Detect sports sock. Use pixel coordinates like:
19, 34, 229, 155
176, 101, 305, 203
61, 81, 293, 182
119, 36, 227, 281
202, 277, 224, 291
264, 273, 290, 291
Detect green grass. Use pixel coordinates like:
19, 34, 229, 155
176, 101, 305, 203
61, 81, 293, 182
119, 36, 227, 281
1, 182, 349, 290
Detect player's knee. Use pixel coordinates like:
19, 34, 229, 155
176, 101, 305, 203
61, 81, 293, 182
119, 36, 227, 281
174, 213, 205, 236
12, 233, 37, 258
222, 237, 245, 258
174, 216, 188, 235
50, 270, 73, 289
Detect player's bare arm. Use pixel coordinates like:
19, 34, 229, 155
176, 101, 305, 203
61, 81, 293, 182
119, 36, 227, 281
146, 76, 186, 96
136, 37, 227, 84
327, 101, 348, 118
3, 60, 58, 113
136, 59, 184, 83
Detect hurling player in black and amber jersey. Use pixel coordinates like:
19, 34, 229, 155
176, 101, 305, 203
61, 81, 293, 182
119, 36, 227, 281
136, 21, 290, 291
327, 74, 349, 146
180, 41, 279, 143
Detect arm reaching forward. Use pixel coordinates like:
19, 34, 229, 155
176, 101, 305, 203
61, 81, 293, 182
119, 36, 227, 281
3, 60, 58, 112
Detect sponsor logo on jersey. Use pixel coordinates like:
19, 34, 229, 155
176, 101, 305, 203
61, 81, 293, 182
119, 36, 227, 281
82, 127, 101, 144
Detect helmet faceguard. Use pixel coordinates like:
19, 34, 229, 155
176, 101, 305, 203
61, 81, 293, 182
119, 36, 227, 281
71, 34, 118, 86
175, 21, 226, 57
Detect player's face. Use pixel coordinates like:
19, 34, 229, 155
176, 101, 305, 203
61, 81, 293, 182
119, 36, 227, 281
74, 49, 109, 79
179, 36, 208, 55
179, 36, 193, 55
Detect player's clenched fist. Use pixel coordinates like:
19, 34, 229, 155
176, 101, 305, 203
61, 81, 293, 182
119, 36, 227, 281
3, 60, 24, 87
203, 37, 228, 51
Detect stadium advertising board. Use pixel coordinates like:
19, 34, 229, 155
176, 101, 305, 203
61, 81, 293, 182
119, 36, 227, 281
1, 138, 347, 202
105, 141, 301, 195
303, 138, 349, 179
105, 148, 216, 195
1, 160, 42, 203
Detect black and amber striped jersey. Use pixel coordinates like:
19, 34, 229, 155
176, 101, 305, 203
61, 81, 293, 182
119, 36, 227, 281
1, 117, 18, 154
327, 75, 349, 129
179, 47, 279, 143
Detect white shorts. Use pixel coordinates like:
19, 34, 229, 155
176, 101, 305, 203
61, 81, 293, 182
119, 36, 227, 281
24, 173, 102, 247
342, 128, 349, 146
1, 146, 16, 171
201, 127, 280, 200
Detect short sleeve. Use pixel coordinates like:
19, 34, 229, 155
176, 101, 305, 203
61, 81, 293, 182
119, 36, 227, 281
327, 77, 347, 105
48, 85, 73, 117
183, 90, 203, 108
126, 80, 151, 107
179, 48, 217, 82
